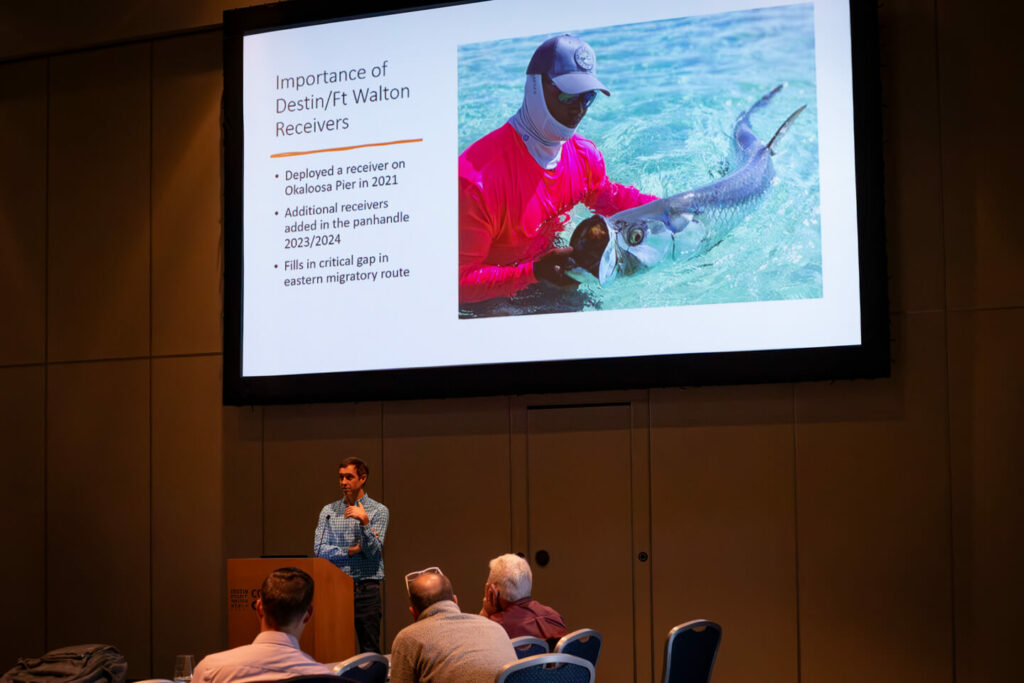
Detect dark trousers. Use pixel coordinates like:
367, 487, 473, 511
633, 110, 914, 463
354, 580, 382, 653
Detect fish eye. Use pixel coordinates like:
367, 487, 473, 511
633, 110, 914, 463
627, 227, 645, 246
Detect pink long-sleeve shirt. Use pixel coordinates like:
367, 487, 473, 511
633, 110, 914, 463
458, 123, 656, 303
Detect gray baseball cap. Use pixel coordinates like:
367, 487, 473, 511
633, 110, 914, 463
526, 34, 610, 96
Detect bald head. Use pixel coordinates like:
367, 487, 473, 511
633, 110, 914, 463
409, 572, 454, 616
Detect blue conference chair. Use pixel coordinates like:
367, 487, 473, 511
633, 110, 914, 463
331, 652, 389, 683
496, 653, 594, 683
662, 619, 722, 683
511, 636, 550, 659
554, 629, 602, 669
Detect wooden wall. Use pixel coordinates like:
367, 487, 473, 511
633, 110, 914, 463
0, 1, 1020, 681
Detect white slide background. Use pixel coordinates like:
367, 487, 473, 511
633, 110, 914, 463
240, 0, 860, 377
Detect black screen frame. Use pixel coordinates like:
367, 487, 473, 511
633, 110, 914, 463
222, 0, 889, 406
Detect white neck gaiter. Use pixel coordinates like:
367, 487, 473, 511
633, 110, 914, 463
508, 74, 578, 170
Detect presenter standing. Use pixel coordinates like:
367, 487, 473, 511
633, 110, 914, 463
313, 457, 390, 653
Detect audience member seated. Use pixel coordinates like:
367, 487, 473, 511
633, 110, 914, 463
192, 567, 331, 683
480, 554, 568, 647
390, 567, 516, 683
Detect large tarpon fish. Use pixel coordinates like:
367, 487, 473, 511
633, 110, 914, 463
570, 85, 806, 284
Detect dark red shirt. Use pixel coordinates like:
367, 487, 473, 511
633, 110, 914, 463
489, 597, 568, 642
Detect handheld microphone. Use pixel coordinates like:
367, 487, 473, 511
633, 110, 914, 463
315, 514, 331, 557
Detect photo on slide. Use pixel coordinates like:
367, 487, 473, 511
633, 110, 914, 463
457, 2, 821, 320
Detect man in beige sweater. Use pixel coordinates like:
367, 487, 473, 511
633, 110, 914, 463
390, 568, 516, 683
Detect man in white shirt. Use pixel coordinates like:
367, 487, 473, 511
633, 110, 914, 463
192, 567, 331, 683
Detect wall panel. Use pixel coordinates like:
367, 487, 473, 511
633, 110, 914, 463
877, 0, 945, 313
263, 402, 383, 556
938, 2, 1024, 310
381, 397, 511, 650
223, 403, 265, 562
526, 404, 635, 683
48, 44, 150, 362
0, 1, 245, 62
948, 308, 1024, 683
152, 32, 223, 357
650, 384, 798, 683
794, 312, 952, 683
46, 359, 150, 673
0, 365, 46, 671
152, 356, 225, 675
0, 58, 47, 367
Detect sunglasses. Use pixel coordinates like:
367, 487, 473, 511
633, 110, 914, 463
404, 566, 444, 594
557, 89, 598, 108
543, 75, 598, 109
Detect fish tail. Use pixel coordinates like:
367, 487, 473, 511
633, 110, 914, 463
753, 84, 785, 112
739, 84, 785, 124
766, 105, 807, 155
734, 84, 787, 147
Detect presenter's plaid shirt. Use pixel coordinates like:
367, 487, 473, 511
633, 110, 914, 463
313, 494, 389, 581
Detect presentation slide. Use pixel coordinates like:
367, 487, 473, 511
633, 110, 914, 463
240, 0, 860, 378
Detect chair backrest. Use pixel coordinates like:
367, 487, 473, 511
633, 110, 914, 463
331, 652, 389, 683
554, 629, 602, 668
662, 619, 722, 683
496, 653, 594, 683
277, 676, 357, 683
511, 636, 550, 659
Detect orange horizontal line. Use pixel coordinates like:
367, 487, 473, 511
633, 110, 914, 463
271, 137, 423, 158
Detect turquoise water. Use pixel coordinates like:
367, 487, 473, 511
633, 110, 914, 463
458, 3, 821, 316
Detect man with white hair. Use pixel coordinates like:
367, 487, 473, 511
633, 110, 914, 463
479, 553, 568, 646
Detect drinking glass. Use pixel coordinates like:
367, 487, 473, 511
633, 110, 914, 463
173, 654, 195, 682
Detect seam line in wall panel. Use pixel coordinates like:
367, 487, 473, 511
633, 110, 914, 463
149, 351, 223, 360
528, 401, 630, 411
645, 391, 654, 683
379, 402, 385, 646
507, 396, 513, 550
896, 305, 1024, 315
930, 0, 958, 677
148, 358, 154, 672
27, 351, 223, 369
0, 24, 222, 67
43, 55, 51, 652
947, 304, 1024, 313
43, 354, 163, 365
791, 383, 802, 683
149, 39, 156, 676
148, 39, 154, 359
628, 402, 637, 683
260, 407, 266, 555
0, 361, 47, 370
524, 410, 531, 562
942, 310, 957, 682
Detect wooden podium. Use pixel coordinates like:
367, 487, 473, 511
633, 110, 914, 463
227, 558, 355, 663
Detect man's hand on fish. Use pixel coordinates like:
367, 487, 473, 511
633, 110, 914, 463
569, 215, 611, 279
534, 247, 578, 288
